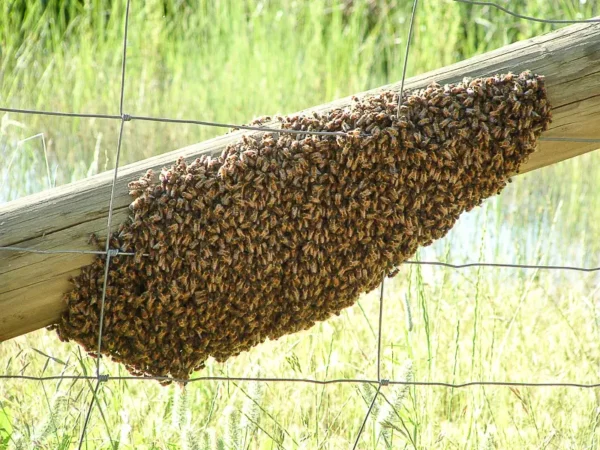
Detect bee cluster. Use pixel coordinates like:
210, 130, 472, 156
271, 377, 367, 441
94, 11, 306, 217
53, 72, 551, 382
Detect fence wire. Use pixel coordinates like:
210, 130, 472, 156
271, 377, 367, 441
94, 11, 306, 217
0, 0, 599, 448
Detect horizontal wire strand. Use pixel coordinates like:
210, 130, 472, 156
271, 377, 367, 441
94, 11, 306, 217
453, 0, 600, 24
3, 374, 600, 389
0, 246, 138, 257
129, 114, 345, 136
402, 260, 600, 272
0, 107, 120, 120
1, 105, 598, 142
1, 244, 597, 272
539, 137, 600, 143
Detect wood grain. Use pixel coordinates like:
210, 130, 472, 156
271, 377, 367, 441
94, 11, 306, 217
1, 21, 599, 341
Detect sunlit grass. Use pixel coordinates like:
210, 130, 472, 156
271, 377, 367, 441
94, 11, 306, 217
1, 0, 600, 448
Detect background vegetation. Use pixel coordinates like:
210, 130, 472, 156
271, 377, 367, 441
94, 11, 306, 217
1, 0, 600, 448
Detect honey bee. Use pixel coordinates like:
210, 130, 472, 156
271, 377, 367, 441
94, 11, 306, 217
54, 72, 551, 383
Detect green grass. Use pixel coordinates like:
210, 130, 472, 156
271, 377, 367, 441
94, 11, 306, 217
2, 0, 600, 448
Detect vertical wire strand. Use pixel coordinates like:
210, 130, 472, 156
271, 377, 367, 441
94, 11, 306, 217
376, 277, 385, 382
352, 384, 382, 449
367, 0, 418, 444
397, 0, 419, 118
95, 0, 131, 376
78, 0, 131, 447
95, 119, 126, 376
77, 379, 101, 450
118, 0, 131, 117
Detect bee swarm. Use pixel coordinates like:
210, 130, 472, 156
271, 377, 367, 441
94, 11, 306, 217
53, 72, 551, 382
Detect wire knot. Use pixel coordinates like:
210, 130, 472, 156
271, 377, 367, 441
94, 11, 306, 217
107, 249, 120, 257
98, 374, 109, 383
122, 113, 132, 122
379, 379, 390, 386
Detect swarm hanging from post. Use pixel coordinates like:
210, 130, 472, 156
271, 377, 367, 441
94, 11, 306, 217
52, 71, 552, 383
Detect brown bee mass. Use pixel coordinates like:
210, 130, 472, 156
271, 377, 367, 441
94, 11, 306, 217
52, 72, 552, 382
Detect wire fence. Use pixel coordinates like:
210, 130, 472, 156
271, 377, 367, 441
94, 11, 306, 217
0, 0, 599, 448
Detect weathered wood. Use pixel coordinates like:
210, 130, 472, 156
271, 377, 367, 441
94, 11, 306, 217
1, 21, 599, 341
